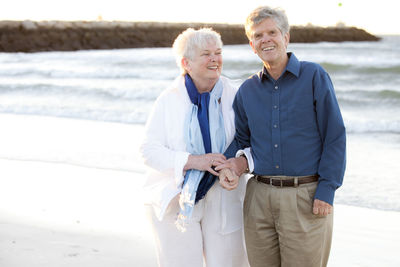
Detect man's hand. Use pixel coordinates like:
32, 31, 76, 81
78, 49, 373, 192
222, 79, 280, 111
218, 168, 239, 191
215, 156, 248, 177
313, 199, 333, 216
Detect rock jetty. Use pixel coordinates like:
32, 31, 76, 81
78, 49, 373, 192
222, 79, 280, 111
0, 21, 381, 52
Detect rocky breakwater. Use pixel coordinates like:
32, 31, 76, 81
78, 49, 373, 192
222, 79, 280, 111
0, 20, 380, 52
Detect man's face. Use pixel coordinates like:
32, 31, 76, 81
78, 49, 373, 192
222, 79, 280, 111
249, 18, 289, 66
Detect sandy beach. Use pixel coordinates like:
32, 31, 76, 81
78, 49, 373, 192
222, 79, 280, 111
1, 113, 399, 267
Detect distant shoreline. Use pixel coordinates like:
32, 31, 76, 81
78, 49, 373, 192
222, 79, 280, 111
0, 20, 381, 52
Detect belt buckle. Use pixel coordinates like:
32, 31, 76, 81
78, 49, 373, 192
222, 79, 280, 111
270, 177, 283, 187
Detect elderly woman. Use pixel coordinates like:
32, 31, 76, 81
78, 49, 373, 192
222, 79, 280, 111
140, 28, 248, 267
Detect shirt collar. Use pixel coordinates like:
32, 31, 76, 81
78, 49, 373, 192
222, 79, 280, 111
260, 52, 300, 81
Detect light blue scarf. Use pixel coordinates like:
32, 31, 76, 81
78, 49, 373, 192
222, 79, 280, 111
175, 76, 226, 232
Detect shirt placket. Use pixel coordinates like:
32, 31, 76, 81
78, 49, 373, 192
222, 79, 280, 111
272, 82, 282, 174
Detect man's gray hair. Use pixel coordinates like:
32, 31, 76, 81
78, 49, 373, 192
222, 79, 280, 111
245, 6, 290, 40
172, 28, 223, 74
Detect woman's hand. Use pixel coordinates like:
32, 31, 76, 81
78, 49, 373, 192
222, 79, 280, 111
218, 168, 239, 191
184, 153, 226, 176
215, 156, 248, 177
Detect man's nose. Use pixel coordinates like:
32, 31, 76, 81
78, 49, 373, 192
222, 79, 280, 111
261, 34, 270, 43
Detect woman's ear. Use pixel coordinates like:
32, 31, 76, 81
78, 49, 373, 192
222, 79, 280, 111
181, 57, 191, 73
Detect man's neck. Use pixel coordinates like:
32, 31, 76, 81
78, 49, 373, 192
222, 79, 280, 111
264, 55, 289, 81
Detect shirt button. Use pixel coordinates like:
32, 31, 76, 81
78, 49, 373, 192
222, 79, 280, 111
274, 144, 278, 148
275, 165, 280, 169
274, 86, 278, 90
273, 124, 278, 128
274, 105, 278, 109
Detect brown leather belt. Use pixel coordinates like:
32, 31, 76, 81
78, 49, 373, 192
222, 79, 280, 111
255, 175, 319, 187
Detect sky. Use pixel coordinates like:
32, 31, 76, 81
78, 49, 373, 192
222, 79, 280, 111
1, 0, 398, 35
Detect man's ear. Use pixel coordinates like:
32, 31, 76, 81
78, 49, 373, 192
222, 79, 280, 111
249, 40, 257, 54
284, 32, 290, 48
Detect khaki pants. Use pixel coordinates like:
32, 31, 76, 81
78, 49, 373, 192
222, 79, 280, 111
243, 177, 333, 267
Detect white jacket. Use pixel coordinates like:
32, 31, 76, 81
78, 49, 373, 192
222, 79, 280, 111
140, 75, 246, 234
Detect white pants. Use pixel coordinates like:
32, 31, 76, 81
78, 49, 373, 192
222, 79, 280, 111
145, 183, 249, 267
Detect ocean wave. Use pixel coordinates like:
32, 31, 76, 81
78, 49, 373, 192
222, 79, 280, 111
0, 106, 149, 125
337, 89, 400, 104
0, 66, 178, 80
0, 83, 159, 125
2, 105, 399, 134
378, 89, 400, 99
0, 82, 163, 102
321, 62, 400, 74
320, 62, 353, 72
357, 65, 400, 74
344, 118, 400, 134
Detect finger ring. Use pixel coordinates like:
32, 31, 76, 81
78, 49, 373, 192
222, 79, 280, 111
211, 159, 214, 163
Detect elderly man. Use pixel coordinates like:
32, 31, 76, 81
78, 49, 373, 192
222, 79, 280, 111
217, 6, 346, 267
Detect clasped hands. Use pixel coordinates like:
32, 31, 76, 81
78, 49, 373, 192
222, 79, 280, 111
214, 155, 246, 191
186, 153, 247, 191
186, 153, 332, 215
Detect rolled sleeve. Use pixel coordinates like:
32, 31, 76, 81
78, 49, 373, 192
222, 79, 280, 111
235, 147, 254, 173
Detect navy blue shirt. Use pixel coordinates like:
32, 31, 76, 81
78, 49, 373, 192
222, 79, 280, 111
226, 53, 346, 205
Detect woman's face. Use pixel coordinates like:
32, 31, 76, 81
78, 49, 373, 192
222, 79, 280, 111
184, 41, 223, 85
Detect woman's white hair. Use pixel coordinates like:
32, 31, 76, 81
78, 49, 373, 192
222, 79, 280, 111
172, 28, 223, 74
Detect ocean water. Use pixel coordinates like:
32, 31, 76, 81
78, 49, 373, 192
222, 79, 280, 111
1, 36, 399, 212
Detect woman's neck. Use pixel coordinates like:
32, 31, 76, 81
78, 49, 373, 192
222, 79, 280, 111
190, 76, 218, 93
